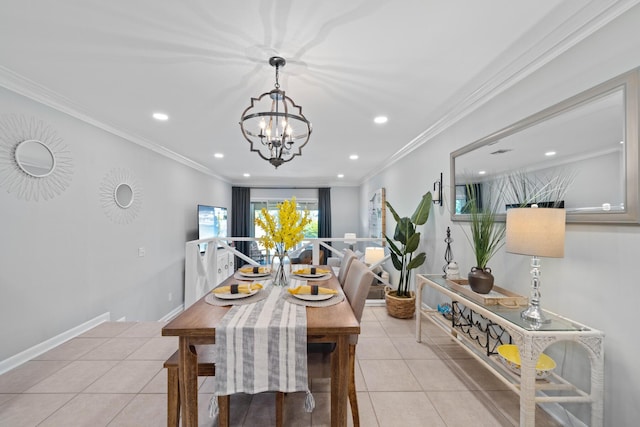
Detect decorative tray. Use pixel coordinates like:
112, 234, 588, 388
446, 279, 528, 307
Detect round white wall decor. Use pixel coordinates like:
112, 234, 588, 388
99, 168, 143, 224
0, 115, 74, 201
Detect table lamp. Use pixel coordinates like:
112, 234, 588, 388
364, 247, 386, 269
506, 206, 565, 324
344, 233, 357, 250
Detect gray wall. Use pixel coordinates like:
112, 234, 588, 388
0, 87, 232, 361
361, 5, 640, 427
0, 93, 359, 364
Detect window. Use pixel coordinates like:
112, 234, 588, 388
250, 199, 319, 254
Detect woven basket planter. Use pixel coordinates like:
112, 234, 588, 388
384, 286, 416, 319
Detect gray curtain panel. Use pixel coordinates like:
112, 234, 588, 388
318, 187, 331, 263
232, 186, 251, 267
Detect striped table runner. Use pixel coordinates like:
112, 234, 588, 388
211, 286, 314, 415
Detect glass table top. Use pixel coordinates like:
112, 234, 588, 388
421, 275, 590, 332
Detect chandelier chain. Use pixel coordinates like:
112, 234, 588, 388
274, 64, 280, 89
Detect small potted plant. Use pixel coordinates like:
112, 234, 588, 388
464, 184, 505, 294
384, 192, 432, 318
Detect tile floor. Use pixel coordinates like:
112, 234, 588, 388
0, 306, 562, 426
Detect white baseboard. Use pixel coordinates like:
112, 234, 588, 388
160, 304, 184, 322
365, 299, 386, 307
0, 312, 111, 375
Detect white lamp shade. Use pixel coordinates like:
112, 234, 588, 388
364, 247, 385, 265
506, 208, 566, 258
344, 233, 357, 244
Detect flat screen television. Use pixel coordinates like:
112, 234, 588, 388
198, 205, 228, 252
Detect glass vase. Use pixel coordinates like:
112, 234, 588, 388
271, 251, 291, 286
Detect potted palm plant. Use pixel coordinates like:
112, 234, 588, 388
384, 192, 432, 318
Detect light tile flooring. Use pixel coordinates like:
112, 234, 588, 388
0, 307, 562, 426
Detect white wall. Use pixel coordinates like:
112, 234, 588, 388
362, 5, 640, 426
330, 186, 360, 247
0, 88, 231, 361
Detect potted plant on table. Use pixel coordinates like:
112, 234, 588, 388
384, 192, 432, 318
255, 197, 311, 286
464, 183, 505, 294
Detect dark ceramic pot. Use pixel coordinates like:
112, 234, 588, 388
468, 267, 494, 294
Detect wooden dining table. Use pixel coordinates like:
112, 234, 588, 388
162, 268, 360, 427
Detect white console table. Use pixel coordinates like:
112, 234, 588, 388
416, 274, 604, 427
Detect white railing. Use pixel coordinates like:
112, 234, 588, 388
184, 236, 391, 308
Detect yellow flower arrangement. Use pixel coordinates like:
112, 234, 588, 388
255, 197, 311, 254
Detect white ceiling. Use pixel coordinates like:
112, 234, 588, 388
0, 0, 627, 187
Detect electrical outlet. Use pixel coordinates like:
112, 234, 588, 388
168, 292, 173, 302
138, 247, 145, 257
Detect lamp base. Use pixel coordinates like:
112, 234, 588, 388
521, 305, 550, 324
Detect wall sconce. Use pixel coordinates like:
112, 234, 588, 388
433, 172, 443, 206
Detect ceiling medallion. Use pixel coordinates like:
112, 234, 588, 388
239, 56, 312, 168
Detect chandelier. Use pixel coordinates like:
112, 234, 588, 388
239, 56, 312, 168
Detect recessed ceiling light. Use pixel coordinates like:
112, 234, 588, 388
620, 140, 625, 144
478, 170, 486, 175
214, 153, 224, 158
374, 116, 388, 124
152, 112, 169, 121
349, 154, 359, 160
243, 173, 250, 177
545, 151, 556, 156
337, 174, 344, 178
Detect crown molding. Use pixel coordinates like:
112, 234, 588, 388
0, 66, 229, 183
361, 0, 640, 185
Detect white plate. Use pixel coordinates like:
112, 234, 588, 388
213, 288, 260, 300
237, 271, 271, 278
291, 273, 332, 281
292, 293, 335, 301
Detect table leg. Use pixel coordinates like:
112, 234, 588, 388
331, 335, 349, 427
179, 338, 199, 427
519, 342, 537, 427
588, 337, 605, 427
218, 396, 230, 427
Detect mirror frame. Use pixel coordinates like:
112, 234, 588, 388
451, 68, 639, 224
15, 139, 56, 178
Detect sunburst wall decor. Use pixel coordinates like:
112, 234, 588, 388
99, 168, 143, 224
0, 114, 74, 201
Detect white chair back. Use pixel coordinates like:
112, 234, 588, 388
342, 259, 374, 345
338, 249, 358, 286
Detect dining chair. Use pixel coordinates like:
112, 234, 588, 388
300, 259, 373, 427
337, 248, 358, 286
164, 345, 230, 427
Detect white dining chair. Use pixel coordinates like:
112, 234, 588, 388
337, 248, 358, 286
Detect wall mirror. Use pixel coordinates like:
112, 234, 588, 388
15, 139, 55, 177
451, 68, 639, 224
114, 183, 134, 208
